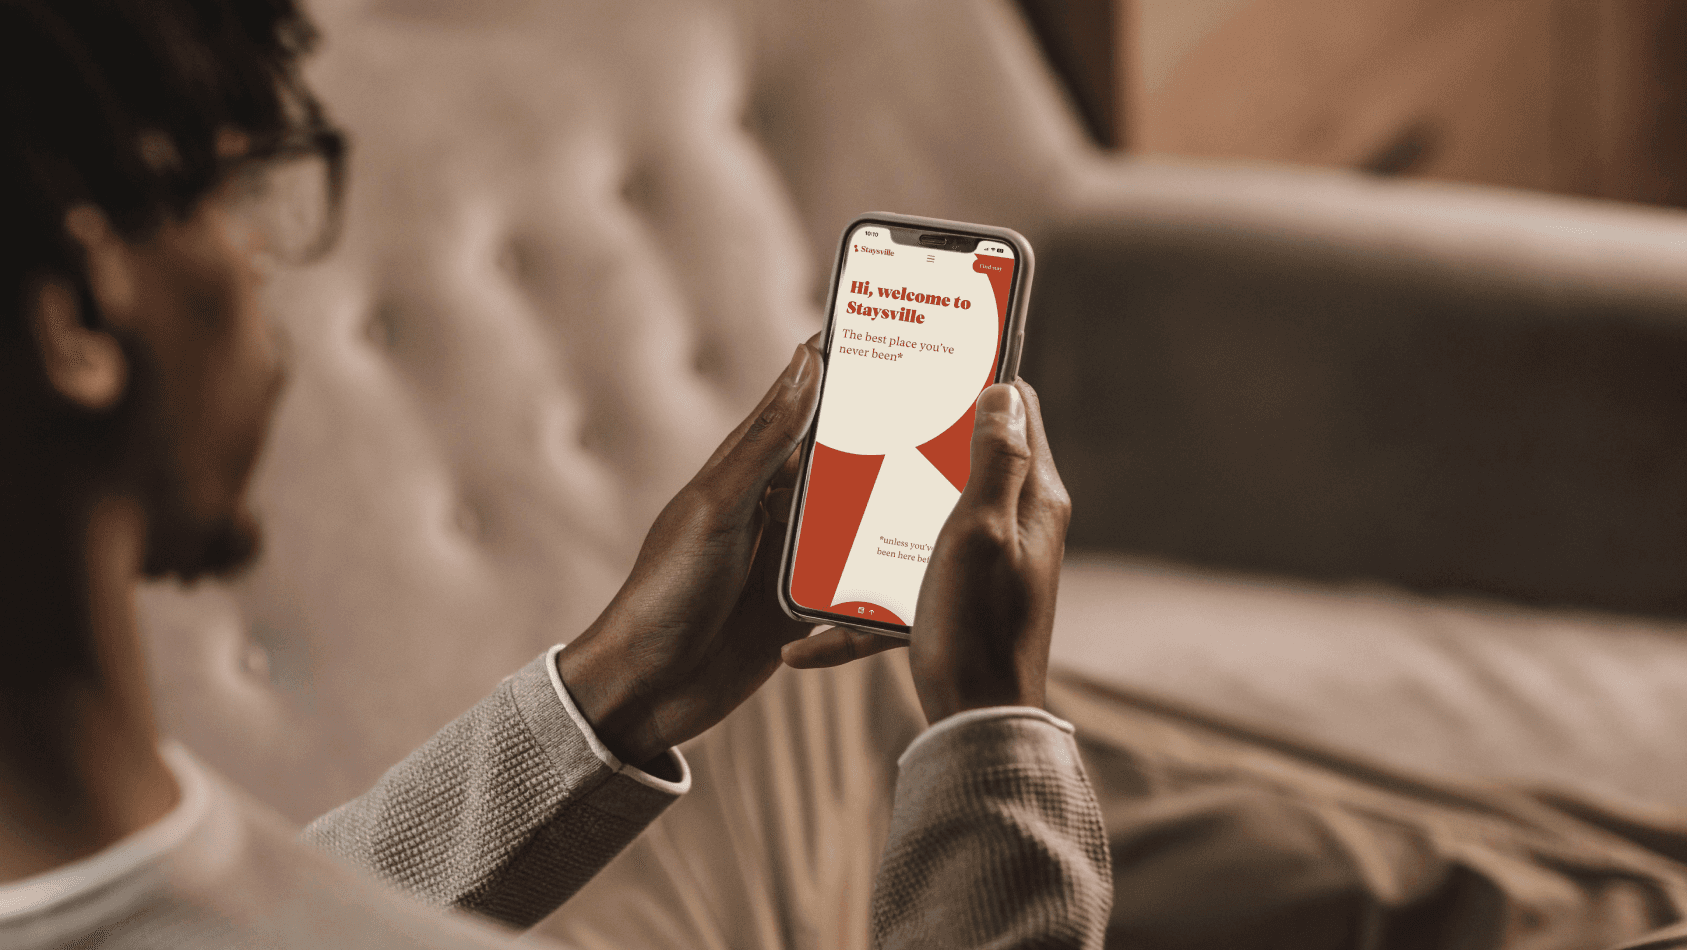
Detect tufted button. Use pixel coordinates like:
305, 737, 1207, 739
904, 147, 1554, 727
496, 236, 537, 284
363, 308, 394, 350
738, 105, 762, 138
239, 640, 272, 682
691, 336, 729, 381
577, 422, 604, 455
453, 500, 485, 542
740, 83, 780, 144
620, 163, 660, 209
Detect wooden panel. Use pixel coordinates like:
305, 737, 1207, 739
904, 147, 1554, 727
1589, 1, 1687, 205
1128, 0, 1687, 206
1136, 0, 1555, 184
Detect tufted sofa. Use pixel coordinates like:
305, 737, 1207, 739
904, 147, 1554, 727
138, 0, 1687, 946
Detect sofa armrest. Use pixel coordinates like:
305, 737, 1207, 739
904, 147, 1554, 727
1023, 160, 1687, 618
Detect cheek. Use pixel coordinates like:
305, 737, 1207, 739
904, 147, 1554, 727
126, 209, 283, 525
205, 290, 280, 480
165, 267, 281, 517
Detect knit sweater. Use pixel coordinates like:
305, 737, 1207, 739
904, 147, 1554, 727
0, 650, 1111, 949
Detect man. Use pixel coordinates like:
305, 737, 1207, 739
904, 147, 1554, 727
0, 0, 1111, 947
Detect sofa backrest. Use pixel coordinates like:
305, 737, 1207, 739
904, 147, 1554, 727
1025, 164, 1687, 617
140, 0, 1089, 820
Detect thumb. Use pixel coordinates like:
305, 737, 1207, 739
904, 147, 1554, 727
956, 383, 1030, 519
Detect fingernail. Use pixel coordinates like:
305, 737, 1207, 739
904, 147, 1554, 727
977, 383, 1022, 419
784, 343, 815, 389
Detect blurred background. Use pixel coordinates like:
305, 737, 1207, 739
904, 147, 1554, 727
1019, 0, 1687, 203
139, 2, 1687, 943
1002, 0, 1687, 620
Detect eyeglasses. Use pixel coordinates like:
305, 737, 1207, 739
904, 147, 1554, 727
218, 123, 347, 266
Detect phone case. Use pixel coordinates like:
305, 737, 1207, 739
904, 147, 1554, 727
776, 212, 1036, 639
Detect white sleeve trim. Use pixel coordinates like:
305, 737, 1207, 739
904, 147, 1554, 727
898, 706, 1076, 769
545, 644, 692, 795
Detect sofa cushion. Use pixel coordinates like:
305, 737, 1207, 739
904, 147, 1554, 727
1053, 554, 1687, 808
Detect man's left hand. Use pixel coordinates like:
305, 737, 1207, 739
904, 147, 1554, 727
554, 336, 821, 766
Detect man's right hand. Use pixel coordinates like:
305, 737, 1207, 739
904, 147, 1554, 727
782, 379, 1072, 726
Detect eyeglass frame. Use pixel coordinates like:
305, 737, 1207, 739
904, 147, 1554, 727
215, 119, 348, 265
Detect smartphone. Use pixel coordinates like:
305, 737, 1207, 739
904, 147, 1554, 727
778, 212, 1034, 638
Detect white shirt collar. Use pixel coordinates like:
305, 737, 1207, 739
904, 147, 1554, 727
0, 742, 210, 921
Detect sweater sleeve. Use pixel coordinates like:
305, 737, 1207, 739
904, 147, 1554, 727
301, 648, 687, 929
872, 709, 1113, 950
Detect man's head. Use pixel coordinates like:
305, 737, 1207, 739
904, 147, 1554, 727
0, 0, 338, 582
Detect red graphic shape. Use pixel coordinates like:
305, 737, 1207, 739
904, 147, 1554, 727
909, 255, 1017, 493
791, 443, 885, 611
916, 405, 977, 493
828, 601, 906, 625
972, 253, 1014, 377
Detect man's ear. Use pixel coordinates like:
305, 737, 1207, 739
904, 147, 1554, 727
27, 206, 139, 412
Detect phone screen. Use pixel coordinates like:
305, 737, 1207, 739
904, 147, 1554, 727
787, 223, 1021, 628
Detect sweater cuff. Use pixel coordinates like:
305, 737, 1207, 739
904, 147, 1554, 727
897, 706, 1082, 780
899, 706, 1075, 770
541, 644, 691, 796
501, 649, 689, 831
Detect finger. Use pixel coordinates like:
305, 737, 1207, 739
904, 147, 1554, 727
703, 384, 783, 473
707, 342, 821, 496
764, 486, 796, 525
954, 383, 1030, 519
769, 441, 803, 495
781, 626, 907, 669
1014, 378, 1068, 507
702, 332, 824, 473
725, 506, 814, 650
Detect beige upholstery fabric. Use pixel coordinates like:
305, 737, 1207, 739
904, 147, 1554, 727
135, 0, 1687, 945
138, 0, 1095, 830
1052, 556, 1687, 809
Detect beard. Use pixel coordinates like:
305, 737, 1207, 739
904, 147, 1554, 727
140, 493, 263, 582
0, 304, 275, 690
107, 334, 270, 583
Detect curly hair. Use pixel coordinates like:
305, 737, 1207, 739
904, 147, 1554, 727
0, 1, 331, 682
0, 0, 325, 341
